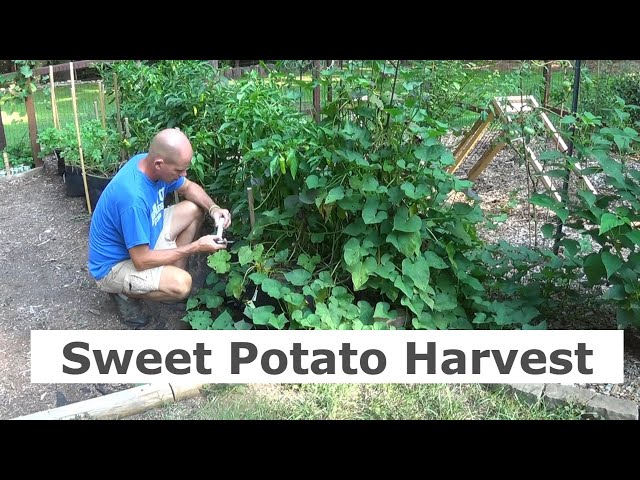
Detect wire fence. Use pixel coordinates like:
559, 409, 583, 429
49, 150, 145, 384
1, 81, 115, 160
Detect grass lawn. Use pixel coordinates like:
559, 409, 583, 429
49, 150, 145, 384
1, 82, 114, 156
135, 383, 586, 420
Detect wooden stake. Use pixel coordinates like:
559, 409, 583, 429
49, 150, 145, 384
98, 81, 106, 129
94, 101, 99, 121
124, 117, 130, 138
247, 187, 256, 230
3, 151, 11, 177
13, 383, 206, 420
70, 62, 93, 214
113, 73, 126, 161
48, 65, 59, 129
25, 80, 42, 167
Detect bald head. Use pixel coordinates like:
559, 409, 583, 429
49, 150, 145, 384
148, 128, 193, 166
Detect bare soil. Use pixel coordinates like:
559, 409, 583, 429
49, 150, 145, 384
0, 156, 200, 419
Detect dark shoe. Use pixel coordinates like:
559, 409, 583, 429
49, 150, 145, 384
158, 300, 188, 311
110, 293, 153, 328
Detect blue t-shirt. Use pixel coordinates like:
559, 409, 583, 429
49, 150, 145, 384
88, 153, 185, 280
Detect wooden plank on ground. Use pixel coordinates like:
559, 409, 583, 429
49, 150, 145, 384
467, 141, 506, 181
450, 112, 495, 173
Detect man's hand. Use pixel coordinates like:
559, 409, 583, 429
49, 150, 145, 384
210, 207, 231, 229
197, 235, 229, 253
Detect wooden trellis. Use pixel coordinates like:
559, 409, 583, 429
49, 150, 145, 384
449, 95, 597, 202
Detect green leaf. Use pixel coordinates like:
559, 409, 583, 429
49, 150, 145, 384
387, 231, 422, 258
393, 207, 422, 233
299, 188, 319, 204
530, 193, 569, 223
599, 213, 626, 235
238, 246, 253, 266
394, 276, 413, 298
212, 310, 234, 329
248, 272, 268, 285
286, 149, 298, 179
351, 257, 377, 290
297, 253, 320, 273
343, 219, 367, 236
186, 296, 200, 310
402, 257, 430, 287
362, 198, 387, 224
373, 302, 393, 320
283, 292, 305, 308
627, 230, 640, 245
583, 253, 606, 285
541, 223, 556, 239
616, 307, 640, 329
262, 278, 284, 299
284, 269, 312, 286
343, 238, 362, 266
268, 313, 288, 330
434, 291, 458, 312
251, 306, 276, 326
19, 65, 33, 77
274, 248, 289, 263
310, 233, 325, 243
337, 193, 361, 212
357, 300, 374, 324
207, 250, 231, 273
361, 175, 380, 192
325, 186, 345, 204
186, 310, 213, 330
234, 319, 253, 330
603, 284, 626, 301
423, 251, 449, 269
225, 273, 244, 299
306, 175, 320, 188
200, 291, 224, 309
601, 251, 623, 279
578, 189, 597, 208
560, 239, 580, 258
375, 261, 397, 280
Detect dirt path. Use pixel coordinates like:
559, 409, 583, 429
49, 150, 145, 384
0, 157, 192, 419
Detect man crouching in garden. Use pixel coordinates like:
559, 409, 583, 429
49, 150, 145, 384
88, 128, 231, 328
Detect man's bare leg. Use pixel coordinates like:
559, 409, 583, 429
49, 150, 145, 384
128, 266, 192, 303
167, 200, 205, 270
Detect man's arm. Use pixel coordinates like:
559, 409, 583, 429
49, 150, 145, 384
128, 235, 225, 271
176, 178, 231, 228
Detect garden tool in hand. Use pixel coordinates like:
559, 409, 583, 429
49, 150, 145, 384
213, 218, 233, 245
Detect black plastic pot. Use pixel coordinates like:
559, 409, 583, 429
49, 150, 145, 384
54, 150, 65, 176
86, 174, 111, 211
63, 165, 85, 197
63, 165, 112, 210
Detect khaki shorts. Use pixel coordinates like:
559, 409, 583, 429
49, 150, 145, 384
96, 205, 177, 295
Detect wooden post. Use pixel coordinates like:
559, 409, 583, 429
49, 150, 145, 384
124, 117, 130, 138
247, 187, 256, 230
49, 65, 60, 129
25, 79, 43, 168
3, 151, 10, 177
326, 60, 332, 103
312, 60, 321, 122
449, 111, 495, 174
543, 60, 552, 108
94, 101, 100, 120
70, 62, 93, 214
113, 73, 126, 161
13, 383, 206, 420
98, 81, 106, 129
0, 104, 6, 151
